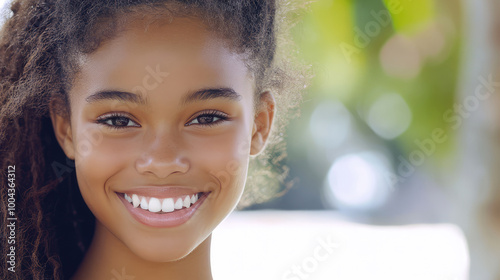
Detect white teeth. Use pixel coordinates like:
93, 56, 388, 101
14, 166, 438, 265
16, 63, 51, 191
125, 193, 202, 212
148, 198, 161, 213
174, 198, 183, 209
183, 196, 191, 208
190, 194, 196, 204
140, 197, 149, 210
132, 194, 140, 208
162, 198, 175, 212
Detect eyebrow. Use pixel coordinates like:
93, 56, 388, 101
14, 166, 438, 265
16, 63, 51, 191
85, 87, 242, 106
85, 90, 148, 105
180, 88, 242, 106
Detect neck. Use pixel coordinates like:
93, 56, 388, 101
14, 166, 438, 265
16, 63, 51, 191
71, 221, 213, 280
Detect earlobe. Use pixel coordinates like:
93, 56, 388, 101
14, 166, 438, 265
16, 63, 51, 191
49, 99, 76, 160
250, 91, 276, 156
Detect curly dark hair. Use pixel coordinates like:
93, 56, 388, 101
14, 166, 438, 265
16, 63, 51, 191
0, 0, 307, 279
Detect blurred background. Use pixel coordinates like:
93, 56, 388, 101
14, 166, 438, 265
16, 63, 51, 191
228, 0, 475, 278
248, 0, 462, 223
3, 0, 495, 279
233, 0, 492, 279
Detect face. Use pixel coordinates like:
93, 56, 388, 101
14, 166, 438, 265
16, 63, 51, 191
51, 17, 274, 262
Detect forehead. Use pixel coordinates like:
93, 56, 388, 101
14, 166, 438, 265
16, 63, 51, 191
71, 17, 254, 99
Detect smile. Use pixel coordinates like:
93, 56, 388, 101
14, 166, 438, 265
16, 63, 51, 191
123, 193, 202, 213
117, 191, 210, 228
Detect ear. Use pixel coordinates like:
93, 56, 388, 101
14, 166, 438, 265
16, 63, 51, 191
250, 91, 276, 156
49, 98, 76, 160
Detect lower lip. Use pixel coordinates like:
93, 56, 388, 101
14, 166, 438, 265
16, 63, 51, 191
117, 192, 209, 228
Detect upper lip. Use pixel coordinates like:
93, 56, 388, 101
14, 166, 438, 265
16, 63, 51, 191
116, 186, 207, 199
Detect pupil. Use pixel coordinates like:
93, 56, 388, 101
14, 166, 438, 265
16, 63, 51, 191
113, 117, 129, 126
199, 116, 213, 124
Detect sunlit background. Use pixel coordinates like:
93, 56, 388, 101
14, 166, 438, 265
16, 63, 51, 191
228, 0, 472, 279
1, 0, 485, 279
244, 0, 462, 222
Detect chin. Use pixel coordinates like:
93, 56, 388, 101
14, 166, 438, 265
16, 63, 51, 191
124, 232, 208, 263
134, 248, 190, 263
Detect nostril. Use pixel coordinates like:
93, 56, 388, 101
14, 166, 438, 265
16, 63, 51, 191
135, 156, 190, 178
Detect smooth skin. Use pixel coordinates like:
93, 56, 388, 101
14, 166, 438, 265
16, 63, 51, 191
50, 17, 275, 280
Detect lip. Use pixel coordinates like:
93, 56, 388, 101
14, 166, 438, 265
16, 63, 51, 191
117, 191, 210, 228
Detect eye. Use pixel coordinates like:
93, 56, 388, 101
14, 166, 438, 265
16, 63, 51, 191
185, 110, 229, 127
96, 113, 140, 129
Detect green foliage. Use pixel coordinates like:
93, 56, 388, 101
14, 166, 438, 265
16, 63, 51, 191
291, 0, 460, 168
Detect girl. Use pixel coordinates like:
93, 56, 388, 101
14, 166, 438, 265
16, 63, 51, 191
0, 0, 305, 279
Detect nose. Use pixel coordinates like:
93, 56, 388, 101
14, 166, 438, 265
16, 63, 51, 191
135, 130, 190, 178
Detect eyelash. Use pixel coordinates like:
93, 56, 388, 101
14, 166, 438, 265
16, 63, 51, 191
95, 112, 139, 130
185, 109, 230, 127
95, 110, 230, 130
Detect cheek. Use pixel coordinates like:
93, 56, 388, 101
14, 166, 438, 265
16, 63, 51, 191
187, 127, 252, 204
72, 127, 131, 211
197, 131, 249, 173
